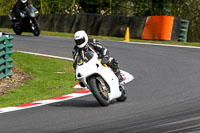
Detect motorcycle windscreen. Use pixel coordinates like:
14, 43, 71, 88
24, 4, 37, 18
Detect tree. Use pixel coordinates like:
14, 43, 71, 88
79, 0, 110, 14
0, 0, 16, 15
30, 0, 73, 14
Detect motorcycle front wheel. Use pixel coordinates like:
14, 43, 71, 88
88, 76, 110, 106
32, 21, 40, 36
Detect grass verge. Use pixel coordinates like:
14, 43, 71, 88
0, 51, 80, 108
1, 28, 200, 47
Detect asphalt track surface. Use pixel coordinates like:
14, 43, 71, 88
1, 34, 200, 133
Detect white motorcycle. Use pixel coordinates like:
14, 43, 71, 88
75, 51, 128, 106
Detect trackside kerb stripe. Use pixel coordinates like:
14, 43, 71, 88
15, 103, 42, 107
50, 96, 73, 100
75, 90, 91, 93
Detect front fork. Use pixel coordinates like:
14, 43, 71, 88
30, 18, 37, 30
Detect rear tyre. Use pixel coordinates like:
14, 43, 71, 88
13, 25, 22, 35
116, 84, 127, 102
88, 76, 110, 106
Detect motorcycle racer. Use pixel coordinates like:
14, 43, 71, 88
12, 0, 29, 21
72, 30, 123, 82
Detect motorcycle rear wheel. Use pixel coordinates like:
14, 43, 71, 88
13, 25, 22, 35
88, 76, 110, 106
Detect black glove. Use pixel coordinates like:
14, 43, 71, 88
110, 58, 119, 69
112, 59, 118, 66
20, 12, 25, 18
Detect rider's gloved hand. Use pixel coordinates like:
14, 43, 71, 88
20, 12, 25, 18
110, 58, 119, 69
112, 59, 118, 66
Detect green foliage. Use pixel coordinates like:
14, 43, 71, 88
0, 0, 16, 15
0, 0, 80, 15
79, 0, 109, 14
30, 0, 75, 14
0, 0, 198, 17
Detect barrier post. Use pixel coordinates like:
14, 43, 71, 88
0, 34, 14, 79
178, 19, 189, 43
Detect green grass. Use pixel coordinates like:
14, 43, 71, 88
0, 52, 80, 108
1, 28, 200, 47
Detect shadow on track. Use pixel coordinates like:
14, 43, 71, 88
49, 99, 101, 108
49, 99, 118, 108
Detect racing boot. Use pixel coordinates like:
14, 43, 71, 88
114, 69, 123, 83
109, 58, 123, 83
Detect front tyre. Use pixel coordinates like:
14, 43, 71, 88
116, 84, 127, 102
88, 76, 110, 106
32, 21, 40, 36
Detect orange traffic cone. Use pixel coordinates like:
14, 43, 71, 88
124, 27, 130, 42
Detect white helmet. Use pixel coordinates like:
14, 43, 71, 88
21, 0, 27, 3
74, 30, 88, 48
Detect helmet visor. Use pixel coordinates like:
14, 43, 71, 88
75, 37, 85, 46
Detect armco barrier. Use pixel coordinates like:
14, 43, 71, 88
37, 14, 147, 39
0, 15, 12, 29
0, 34, 14, 79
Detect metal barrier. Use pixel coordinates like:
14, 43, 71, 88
178, 19, 190, 43
0, 34, 14, 79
